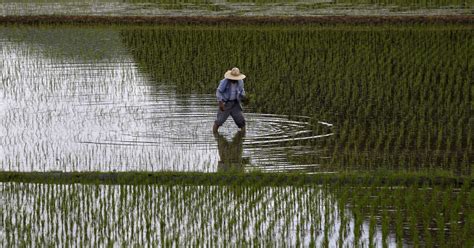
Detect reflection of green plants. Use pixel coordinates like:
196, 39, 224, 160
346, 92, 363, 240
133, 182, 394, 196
2, 180, 474, 246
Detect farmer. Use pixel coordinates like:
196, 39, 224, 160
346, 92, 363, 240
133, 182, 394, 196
212, 67, 246, 133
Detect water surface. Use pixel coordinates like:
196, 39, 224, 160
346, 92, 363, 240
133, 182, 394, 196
0, 182, 399, 247
0, 25, 333, 172
1, 0, 471, 16
2, 182, 469, 246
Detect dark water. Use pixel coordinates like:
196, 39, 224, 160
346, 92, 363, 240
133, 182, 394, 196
0, 26, 333, 172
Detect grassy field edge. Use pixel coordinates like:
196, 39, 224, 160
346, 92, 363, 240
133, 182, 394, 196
0, 171, 472, 187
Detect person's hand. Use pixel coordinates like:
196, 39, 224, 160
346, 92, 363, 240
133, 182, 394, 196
241, 94, 252, 105
219, 101, 225, 111
241, 95, 249, 105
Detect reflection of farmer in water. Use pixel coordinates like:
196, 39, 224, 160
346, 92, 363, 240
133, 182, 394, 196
213, 67, 246, 133
214, 131, 246, 172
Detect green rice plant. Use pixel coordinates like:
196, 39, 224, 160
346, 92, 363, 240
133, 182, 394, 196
119, 23, 473, 174
5, 22, 471, 174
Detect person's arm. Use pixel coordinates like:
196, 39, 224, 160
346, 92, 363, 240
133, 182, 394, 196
216, 79, 227, 111
239, 80, 245, 97
216, 79, 228, 101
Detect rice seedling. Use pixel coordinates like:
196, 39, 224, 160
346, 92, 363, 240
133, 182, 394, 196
118, 23, 472, 174
0, 16, 471, 248
3, 178, 470, 246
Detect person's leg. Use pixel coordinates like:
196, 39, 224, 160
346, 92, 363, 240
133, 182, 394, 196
213, 102, 231, 133
230, 102, 246, 132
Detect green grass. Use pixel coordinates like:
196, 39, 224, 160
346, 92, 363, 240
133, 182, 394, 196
0, 170, 471, 186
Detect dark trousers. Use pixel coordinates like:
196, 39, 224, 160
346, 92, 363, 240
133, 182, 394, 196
215, 100, 245, 128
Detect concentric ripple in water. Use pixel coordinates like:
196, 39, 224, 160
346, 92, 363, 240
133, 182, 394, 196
0, 26, 333, 172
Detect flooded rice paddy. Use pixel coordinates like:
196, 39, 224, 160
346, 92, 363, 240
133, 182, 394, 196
0, 25, 333, 172
0, 10, 472, 248
1, 23, 473, 173
2, 23, 471, 173
2, 182, 471, 247
0, 183, 394, 246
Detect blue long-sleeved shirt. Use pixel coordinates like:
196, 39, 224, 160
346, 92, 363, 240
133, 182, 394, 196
216, 79, 245, 102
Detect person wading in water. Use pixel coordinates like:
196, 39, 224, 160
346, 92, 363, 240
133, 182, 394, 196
213, 67, 246, 133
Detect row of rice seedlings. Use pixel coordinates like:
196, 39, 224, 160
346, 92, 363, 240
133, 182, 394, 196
119, 23, 472, 173
1, 180, 472, 246
0, 183, 335, 246
2, 23, 470, 173
340, 180, 473, 247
